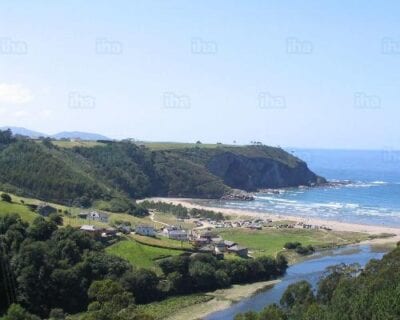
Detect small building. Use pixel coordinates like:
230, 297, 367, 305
37, 204, 57, 217
80, 225, 103, 235
102, 227, 117, 238
78, 212, 88, 219
135, 225, 155, 237
193, 237, 209, 247
227, 245, 249, 257
87, 211, 109, 223
162, 227, 188, 241
211, 236, 223, 243
224, 240, 236, 248
198, 244, 215, 253
214, 240, 226, 253
116, 225, 132, 234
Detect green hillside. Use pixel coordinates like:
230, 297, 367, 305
0, 130, 324, 206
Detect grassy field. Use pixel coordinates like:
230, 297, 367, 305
217, 228, 371, 258
153, 212, 196, 229
0, 200, 39, 223
51, 140, 106, 148
135, 141, 233, 150
106, 239, 185, 273
129, 233, 193, 250
136, 294, 213, 320
0, 191, 75, 223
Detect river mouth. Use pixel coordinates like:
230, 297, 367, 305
205, 244, 388, 320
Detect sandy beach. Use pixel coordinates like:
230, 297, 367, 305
165, 280, 280, 320
144, 197, 400, 245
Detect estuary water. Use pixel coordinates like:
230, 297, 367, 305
205, 245, 387, 320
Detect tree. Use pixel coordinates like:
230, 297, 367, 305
258, 304, 287, 320
28, 216, 57, 241
49, 308, 65, 320
280, 281, 315, 310
121, 269, 160, 303
0, 304, 40, 320
1, 193, 12, 203
0, 129, 14, 145
49, 213, 63, 226
84, 280, 134, 320
189, 261, 216, 291
215, 270, 231, 288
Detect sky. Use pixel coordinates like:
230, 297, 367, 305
0, 0, 400, 149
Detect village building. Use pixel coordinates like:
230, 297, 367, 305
37, 204, 57, 217
198, 244, 215, 253
214, 240, 226, 253
80, 225, 103, 236
162, 227, 188, 241
79, 211, 109, 223
102, 227, 117, 238
227, 245, 249, 257
135, 225, 155, 237
224, 240, 236, 248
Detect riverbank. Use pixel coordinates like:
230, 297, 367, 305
165, 280, 280, 320
145, 197, 400, 246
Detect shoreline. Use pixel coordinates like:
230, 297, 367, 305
143, 197, 400, 246
165, 280, 280, 320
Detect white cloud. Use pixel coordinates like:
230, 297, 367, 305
13, 110, 30, 118
0, 83, 33, 104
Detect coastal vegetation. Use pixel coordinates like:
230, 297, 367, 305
234, 244, 400, 320
0, 213, 287, 319
140, 200, 226, 220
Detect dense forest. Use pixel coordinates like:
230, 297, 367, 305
0, 130, 323, 208
0, 213, 288, 319
235, 244, 400, 320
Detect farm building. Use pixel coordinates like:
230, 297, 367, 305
135, 225, 155, 237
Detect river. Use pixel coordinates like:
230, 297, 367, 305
205, 245, 387, 320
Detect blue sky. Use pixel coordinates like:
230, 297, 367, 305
0, 0, 399, 149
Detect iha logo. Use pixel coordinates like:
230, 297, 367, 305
258, 92, 286, 109
163, 92, 191, 109
0, 37, 28, 55
286, 37, 313, 55
68, 92, 96, 109
95, 38, 123, 55
381, 38, 400, 55
382, 148, 400, 163
354, 92, 381, 109
191, 37, 218, 55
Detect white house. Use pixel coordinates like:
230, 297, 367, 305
135, 225, 155, 237
162, 227, 188, 241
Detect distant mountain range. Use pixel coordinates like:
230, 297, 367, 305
0, 126, 111, 141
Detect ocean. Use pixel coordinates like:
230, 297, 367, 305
199, 149, 400, 227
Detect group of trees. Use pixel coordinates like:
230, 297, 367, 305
0, 213, 151, 319
140, 201, 226, 221
159, 253, 288, 294
284, 242, 315, 255
235, 246, 400, 320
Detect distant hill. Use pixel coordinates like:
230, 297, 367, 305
0, 127, 110, 141
52, 131, 110, 141
0, 126, 47, 138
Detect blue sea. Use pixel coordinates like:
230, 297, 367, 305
200, 149, 400, 227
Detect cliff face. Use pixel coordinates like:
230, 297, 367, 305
206, 151, 325, 191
